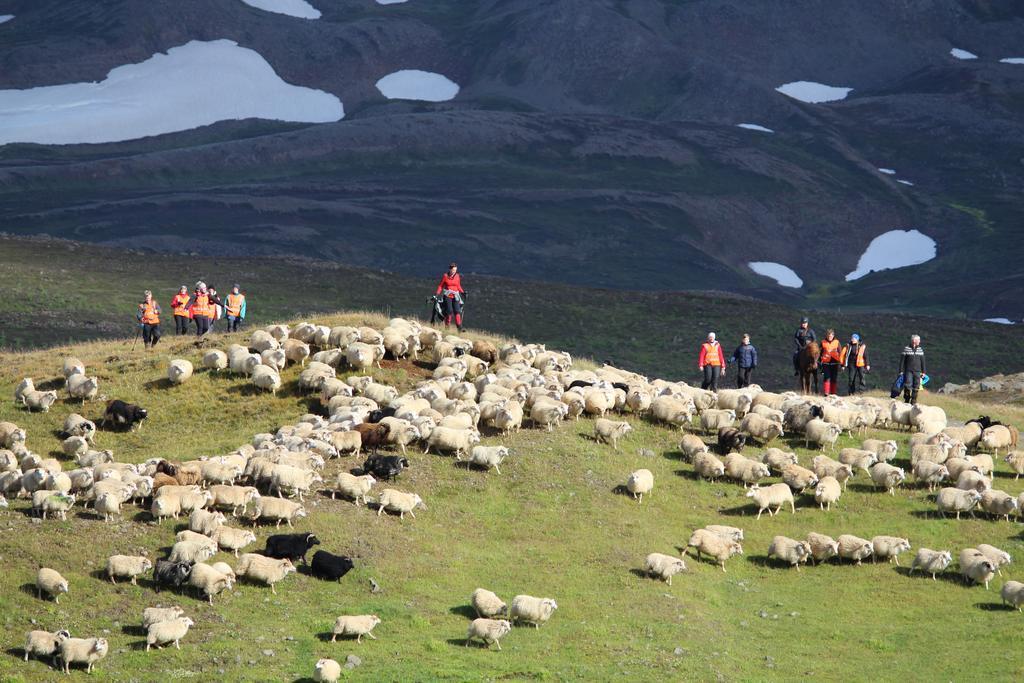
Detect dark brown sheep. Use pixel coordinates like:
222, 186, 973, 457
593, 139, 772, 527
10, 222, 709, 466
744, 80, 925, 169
354, 423, 390, 455
471, 340, 498, 365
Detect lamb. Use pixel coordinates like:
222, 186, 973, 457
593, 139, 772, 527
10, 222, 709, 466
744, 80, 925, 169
168, 540, 216, 565
62, 357, 85, 380
804, 418, 842, 451
251, 365, 282, 394
247, 497, 307, 528
466, 618, 513, 650
283, 339, 311, 366
871, 536, 912, 565
739, 413, 784, 445
167, 359, 194, 385
746, 483, 795, 519
468, 446, 510, 473
376, 488, 426, 520
781, 463, 818, 492
936, 487, 982, 519
912, 460, 949, 491
869, 463, 906, 495
805, 532, 839, 565
593, 418, 633, 449
202, 350, 228, 371
686, 529, 743, 571
679, 434, 709, 462
332, 614, 381, 643
270, 465, 322, 501
188, 563, 234, 604
1004, 451, 1024, 479
980, 424, 1019, 455
211, 526, 258, 556
814, 476, 842, 510
314, 657, 343, 683
424, 426, 481, 459
960, 549, 997, 588
1001, 581, 1024, 611
626, 469, 654, 503
67, 374, 100, 403
767, 536, 810, 570
106, 555, 153, 585
146, 616, 195, 651
977, 544, 1012, 575
24, 628, 71, 664
909, 548, 952, 580
330, 472, 376, 505
37, 567, 69, 603
723, 453, 771, 487
58, 637, 108, 674
14, 378, 35, 405
836, 534, 873, 565
39, 492, 76, 520
470, 588, 508, 618
236, 553, 296, 594
510, 595, 558, 627
210, 485, 260, 516
980, 489, 1019, 521
22, 389, 58, 412
717, 427, 747, 454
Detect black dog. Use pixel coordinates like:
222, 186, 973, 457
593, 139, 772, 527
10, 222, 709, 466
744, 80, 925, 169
263, 533, 320, 565
360, 455, 409, 481
310, 550, 355, 582
102, 399, 148, 431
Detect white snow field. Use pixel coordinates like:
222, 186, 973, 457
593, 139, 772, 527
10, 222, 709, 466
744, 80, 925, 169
878, 168, 896, 175
375, 70, 460, 101
748, 262, 804, 288
776, 81, 852, 103
737, 123, 774, 133
949, 48, 977, 60
0, 40, 344, 145
240, 0, 321, 19
845, 229, 937, 281
1000, 58, 1024, 65
0, 15, 13, 24
984, 318, 1016, 325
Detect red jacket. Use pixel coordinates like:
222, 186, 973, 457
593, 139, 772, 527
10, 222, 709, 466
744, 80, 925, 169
436, 272, 463, 297
698, 342, 725, 368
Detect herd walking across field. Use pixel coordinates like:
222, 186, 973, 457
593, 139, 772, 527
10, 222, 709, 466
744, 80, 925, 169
3, 313, 1024, 676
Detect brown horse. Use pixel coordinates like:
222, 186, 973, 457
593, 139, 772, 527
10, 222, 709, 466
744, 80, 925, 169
798, 341, 820, 394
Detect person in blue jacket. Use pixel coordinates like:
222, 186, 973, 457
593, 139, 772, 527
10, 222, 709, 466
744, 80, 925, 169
729, 333, 758, 388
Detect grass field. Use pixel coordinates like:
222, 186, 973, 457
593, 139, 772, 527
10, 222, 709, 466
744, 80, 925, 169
0, 311, 1022, 681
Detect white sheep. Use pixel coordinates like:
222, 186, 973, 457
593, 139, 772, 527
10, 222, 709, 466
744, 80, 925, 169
168, 540, 216, 565
510, 595, 558, 628
909, 548, 952, 580
189, 509, 226, 537
869, 463, 906, 495
314, 657, 342, 682
332, 615, 381, 643
1004, 451, 1024, 479
980, 425, 1018, 455
247, 497, 306, 528
529, 401, 569, 432
686, 529, 742, 571
593, 418, 633, 449
37, 567, 69, 603
977, 543, 1012, 576
811, 456, 853, 490
58, 636, 108, 674
739, 413, 784, 445
142, 606, 185, 629
871, 536, 911, 565
723, 453, 771, 487
1000, 581, 1024, 611
679, 434, 709, 462
24, 628, 70, 664
781, 464, 818, 492
62, 357, 85, 380
66, 374, 99, 403
700, 408, 736, 434
236, 553, 296, 594
805, 532, 839, 565
763, 447, 799, 473
468, 446, 510, 473
862, 439, 898, 463
912, 460, 949, 492
14, 378, 35, 405
693, 451, 725, 481
39, 492, 76, 520
202, 350, 228, 371
650, 396, 694, 430
956, 469, 991, 493
642, 552, 687, 584
960, 548, 997, 588
814, 476, 842, 510
837, 534, 874, 565
465, 618, 512, 650
22, 389, 58, 411
146, 616, 195, 651
746, 483, 795, 519
189, 562, 234, 604
270, 465, 322, 501
0, 421, 27, 448
626, 469, 654, 503
767, 536, 810, 570
704, 524, 744, 542
980, 489, 1018, 521
936, 487, 982, 519
106, 555, 152, 585
211, 526, 257, 557
167, 359, 194, 385
210, 485, 260, 516
804, 418, 841, 451
425, 426, 481, 458
376, 489, 426, 520
470, 588, 508, 618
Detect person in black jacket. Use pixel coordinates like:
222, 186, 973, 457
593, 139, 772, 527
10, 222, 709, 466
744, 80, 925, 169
899, 334, 926, 404
729, 334, 758, 388
793, 317, 816, 376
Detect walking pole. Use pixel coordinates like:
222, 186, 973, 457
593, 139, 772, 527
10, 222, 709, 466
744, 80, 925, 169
130, 324, 141, 351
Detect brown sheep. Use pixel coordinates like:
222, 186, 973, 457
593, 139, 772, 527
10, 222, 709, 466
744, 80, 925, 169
354, 423, 390, 455
471, 340, 498, 365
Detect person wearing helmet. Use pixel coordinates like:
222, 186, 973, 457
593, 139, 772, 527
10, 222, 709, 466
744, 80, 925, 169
819, 328, 842, 396
899, 334, 926, 404
436, 262, 466, 332
698, 332, 726, 390
841, 333, 870, 395
793, 317, 817, 376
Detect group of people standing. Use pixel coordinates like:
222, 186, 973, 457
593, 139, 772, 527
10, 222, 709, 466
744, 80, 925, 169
792, 318, 871, 396
135, 282, 247, 348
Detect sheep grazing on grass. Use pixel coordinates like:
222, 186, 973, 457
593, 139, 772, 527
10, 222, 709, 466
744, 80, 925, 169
862, 439, 898, 463
211, 526, 257, 557
188, 563, 234, 604
593, 419, 633, 449
146, 616, 195, 651
314, 657, 343, 682
58, 636, 108, 674
247, 497, 307, 528
106, 555, 153, 585
936, 487, 982, 519
700, 409, 736, 434
767, 536, 810, 570
468, 446, 510, 473
686, 529, 742, 571
167, 359, 194, 385
909, 549, 953, 580
693, 451, 725, 481
679, 434, 708, 462
804, 419, 842, 451
746, 483, 795, 519
24, 628, 70, 664
1000, 581, 1024, 611
642, 552, 687, 584
836, 535, 874, 565
739, 413, 784, 445
960, 549, 997, 589
912, 461, 949, 492
870, 463, 906, 495
723, 453, 770, 488
814, 476, 842, 511
466, 618, 513, 650
805, 532, 839, 565
376, 489, 426, 520
510, 595, 558, 627
626, 469, 654, 503
37, 567, 69, 603
236, 554, 296, 594
471, 588, 508, 618
762, 448, 798, 474
871, 536, 911, 565
22, 389, 58, 412
332, 615, 381, 643
781, 464, 818, 493
977, 544, 1012, 576
980, 489, 1019, 521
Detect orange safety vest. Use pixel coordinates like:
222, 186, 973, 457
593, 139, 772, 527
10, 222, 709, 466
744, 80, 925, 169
841, 343, 867, 367
192, 293, 212, 318
820, 338, 841, 364
702, 342, 722, 366
171, 293, 190, 317
226, 293, 245, 317
139, 301, 160, 325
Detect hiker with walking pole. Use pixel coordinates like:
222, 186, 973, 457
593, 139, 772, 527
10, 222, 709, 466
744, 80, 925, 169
137, 290, 162, 349
435, 262, 466, 332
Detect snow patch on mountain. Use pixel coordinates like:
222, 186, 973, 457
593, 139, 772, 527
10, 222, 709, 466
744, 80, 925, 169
776, 81, 852, 103
376, 70, 459, 102
845, 229, 936, 281
748, 262, 803, 288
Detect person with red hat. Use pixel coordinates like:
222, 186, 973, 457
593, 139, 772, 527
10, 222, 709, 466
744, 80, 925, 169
436, 262, 466, 332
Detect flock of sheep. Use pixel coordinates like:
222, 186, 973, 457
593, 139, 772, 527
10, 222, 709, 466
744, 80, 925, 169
4, 315, 1024, 676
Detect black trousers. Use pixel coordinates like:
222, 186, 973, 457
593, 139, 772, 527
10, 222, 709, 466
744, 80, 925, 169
848, 367, 865, 394
194, 315, 211, 336
142, 323, 161, 347
701, 365, 721, 391
736, 367, 753, 388
822, 364, 840, 390
174, 315, 190, 335
903, 371, 922, 404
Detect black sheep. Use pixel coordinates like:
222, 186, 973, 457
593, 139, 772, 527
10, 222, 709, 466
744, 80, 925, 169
263, 532, 320, 565
717, 427, 747, 454
153, 560, 192, 592
310, 551, 355, 582
366, 407, 397, 424
360, 455, 409, 481
568, 380, 594, 391
101, 399, 148, 431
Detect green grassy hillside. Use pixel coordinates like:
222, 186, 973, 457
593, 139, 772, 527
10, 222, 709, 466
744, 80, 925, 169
0, 312, 1022, 681
2, 236, 1022, 393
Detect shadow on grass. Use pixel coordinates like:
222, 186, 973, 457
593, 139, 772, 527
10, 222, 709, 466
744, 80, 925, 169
143, 378, 174, 391
449, 605, 478, 619
717, 504, 755, 517
122, 624, 146, 637
673, 469, 701, 481
975, 602, 1013, 611
746, 555, 800, 570
20, 583, 37, 597
35, 377, 64, 392
893, 566, 964, 585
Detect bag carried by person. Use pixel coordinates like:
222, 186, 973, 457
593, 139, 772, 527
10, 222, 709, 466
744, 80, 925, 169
889, 373, 905, 399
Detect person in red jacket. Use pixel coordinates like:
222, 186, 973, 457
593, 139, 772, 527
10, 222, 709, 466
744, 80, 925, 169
436, 262, 466, 331
698, 332, 726, 391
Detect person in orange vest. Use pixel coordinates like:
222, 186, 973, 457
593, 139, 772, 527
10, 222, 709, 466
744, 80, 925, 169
224, 284, 247, 333
841, 333, 870, 395
136, 290, 162, 349
188, 281, 213, 337
698, 332, 726, 391
435, 262, 466, 331
819, 328, 842, 395
170, 285, 191, 336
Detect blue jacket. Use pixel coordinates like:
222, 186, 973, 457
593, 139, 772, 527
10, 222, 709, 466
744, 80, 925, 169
730, 343, 758, 369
